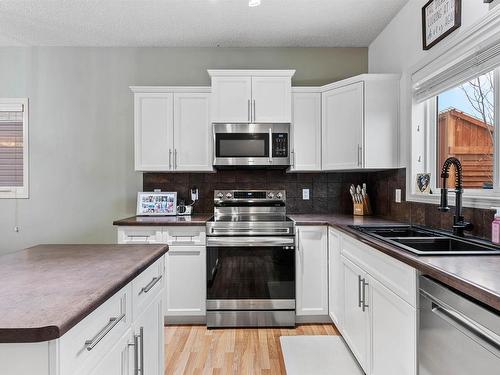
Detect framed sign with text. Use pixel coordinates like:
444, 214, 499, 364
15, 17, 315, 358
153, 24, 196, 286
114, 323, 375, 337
422, 0, 461, 50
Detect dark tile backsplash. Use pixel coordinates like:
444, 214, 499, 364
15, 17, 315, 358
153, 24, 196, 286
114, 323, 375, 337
143, 168, 495, 240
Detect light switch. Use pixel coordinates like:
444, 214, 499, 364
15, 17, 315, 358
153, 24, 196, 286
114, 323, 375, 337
302, 189, 310, 200
395, 189, 402, 203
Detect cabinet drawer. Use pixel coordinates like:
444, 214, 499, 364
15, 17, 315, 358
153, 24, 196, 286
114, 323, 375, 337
341, 235, 417, 307
59, 284, 131, 375
164, 226, 206, 246
132, 257, 164, 319
118, 226, 164, 244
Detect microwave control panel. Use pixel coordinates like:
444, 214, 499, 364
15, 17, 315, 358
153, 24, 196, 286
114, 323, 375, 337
272, 133, 288, 157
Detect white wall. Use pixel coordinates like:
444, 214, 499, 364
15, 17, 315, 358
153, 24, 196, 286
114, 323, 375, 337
368, 0, 491, 167
0, 47, 367, 254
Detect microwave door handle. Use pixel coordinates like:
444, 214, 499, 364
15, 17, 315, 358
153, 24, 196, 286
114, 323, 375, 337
269, 128, 273, 164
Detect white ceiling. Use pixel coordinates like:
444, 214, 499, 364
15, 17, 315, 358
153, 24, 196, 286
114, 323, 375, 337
0, 0, 409, 47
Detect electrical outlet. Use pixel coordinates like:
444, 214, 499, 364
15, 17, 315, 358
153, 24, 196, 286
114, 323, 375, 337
14, 226, 19, 233
302, 189, 310, 200
395, 189, 402, 203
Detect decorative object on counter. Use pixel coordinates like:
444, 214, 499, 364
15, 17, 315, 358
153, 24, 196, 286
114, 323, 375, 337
416, 173, 432, 193
137, 191, 177, 216
422, 0, 461, 50
351, 183, 372, 216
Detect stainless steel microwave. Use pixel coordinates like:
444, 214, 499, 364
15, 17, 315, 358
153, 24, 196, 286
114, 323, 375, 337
213, 123, 290, 168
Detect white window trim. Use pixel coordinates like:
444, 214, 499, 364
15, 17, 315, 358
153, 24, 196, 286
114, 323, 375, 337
0, 98, 29, 199
406, 8, 500, 209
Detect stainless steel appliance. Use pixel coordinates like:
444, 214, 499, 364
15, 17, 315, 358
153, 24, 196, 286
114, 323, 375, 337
419, 276, 500, 374
213, 123, 290, 168
206, 190, 295, 328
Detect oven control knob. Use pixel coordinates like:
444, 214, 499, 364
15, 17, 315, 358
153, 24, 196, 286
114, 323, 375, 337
276, 192, 283, 200
225, 192, 233, 199
217, 192, 224, 199
268, 192, 274, 199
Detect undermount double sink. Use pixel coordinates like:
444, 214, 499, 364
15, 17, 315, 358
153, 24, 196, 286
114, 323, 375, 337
350, 225, 500, 256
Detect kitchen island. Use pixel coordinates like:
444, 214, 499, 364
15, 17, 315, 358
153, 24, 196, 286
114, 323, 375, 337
0, 244, 168, 375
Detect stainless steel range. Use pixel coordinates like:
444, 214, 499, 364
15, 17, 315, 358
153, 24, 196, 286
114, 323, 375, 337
206, 190, 295, 328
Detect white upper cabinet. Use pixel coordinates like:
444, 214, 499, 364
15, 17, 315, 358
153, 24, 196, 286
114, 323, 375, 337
321, 74, 400, 171
173, 92, 212, 171
211, 76, 252, 123
252, 76, 292, 123
132, 87, 213, 172
208, 70, 295, 123
290, 90, 322, 171
134, 93, 174, 171
322, 82, 364, 170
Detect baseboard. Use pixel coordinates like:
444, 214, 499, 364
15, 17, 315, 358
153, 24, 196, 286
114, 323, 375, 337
295, 315, 333, 324
164, 316, 207, 325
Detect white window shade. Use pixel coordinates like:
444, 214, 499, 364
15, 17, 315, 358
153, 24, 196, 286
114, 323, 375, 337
0, 99, 28, 198
413, 37, 500, 102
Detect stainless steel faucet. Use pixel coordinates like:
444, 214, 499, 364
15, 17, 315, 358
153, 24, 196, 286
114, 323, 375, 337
437, 157, 473, 236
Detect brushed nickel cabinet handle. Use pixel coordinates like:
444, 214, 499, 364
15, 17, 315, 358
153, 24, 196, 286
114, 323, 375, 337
169, 149, 172, 170
139, 327, 144, 374
139, 275, 162, 295
253, 99, 256, 122
248, 99, 251, 122
129, 332, 140, 375
174, 149, 178, 170
358, 275, 362, 308
361, 278, 369, 312
85, 313, 125, 351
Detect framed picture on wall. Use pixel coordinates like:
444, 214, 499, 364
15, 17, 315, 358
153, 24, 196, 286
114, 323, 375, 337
422, 0, 462, 50
136, 192, 177, 216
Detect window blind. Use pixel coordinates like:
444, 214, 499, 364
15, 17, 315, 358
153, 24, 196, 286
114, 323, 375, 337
0, 107, 24, 188
413, 37, 500, 102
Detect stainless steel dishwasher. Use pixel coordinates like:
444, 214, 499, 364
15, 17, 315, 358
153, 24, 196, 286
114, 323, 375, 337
419, 276, 500, 374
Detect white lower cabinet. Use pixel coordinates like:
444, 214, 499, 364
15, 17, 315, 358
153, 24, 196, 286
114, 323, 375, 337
328, 227, 343, 327
296, 226, 328, 317
339, 235, 417, 375
87, 332, 130, 375
342, 256, 369, 371
369, 276, 416, 375
165, 245, 206, 318
133, 295, 164, 375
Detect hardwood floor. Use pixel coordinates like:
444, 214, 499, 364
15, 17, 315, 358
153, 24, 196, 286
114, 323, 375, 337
165, 324, 339, 375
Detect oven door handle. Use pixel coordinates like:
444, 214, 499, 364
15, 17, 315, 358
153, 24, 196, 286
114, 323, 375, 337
207, 236, 295, 247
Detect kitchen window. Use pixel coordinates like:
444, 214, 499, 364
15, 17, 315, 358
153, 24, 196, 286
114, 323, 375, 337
409, 11, 500, 208
0, 99, 29, 199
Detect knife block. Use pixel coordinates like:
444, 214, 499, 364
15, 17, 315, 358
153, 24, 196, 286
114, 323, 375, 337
353, 200, 372, 216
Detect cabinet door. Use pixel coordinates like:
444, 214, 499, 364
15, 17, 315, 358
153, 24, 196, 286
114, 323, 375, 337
133, 296, 164, 375
252, 76, 292, 123
211, 76, 252, 123
342, 256, 369, 372
328, 228, 343, 328
134, 93, 174, 171
322, 82, 364, 170
369, 276, 416, 375
87, 332, 130, 375
165, 246, 206, 316
291, 92, 321, 171
296, 226, 328, 316
173, 93, 212, 171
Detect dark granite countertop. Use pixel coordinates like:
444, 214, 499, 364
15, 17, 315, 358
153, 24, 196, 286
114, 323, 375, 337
0, 244, 168, 343
113, 214, 213, 226
290, 214, 500, 312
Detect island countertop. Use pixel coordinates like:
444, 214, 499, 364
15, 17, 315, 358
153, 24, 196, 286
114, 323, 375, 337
113, 214, 213, 226
0, 244, 168, 343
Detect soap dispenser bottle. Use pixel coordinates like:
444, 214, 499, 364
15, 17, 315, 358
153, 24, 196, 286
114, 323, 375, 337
492, 207, 500, 245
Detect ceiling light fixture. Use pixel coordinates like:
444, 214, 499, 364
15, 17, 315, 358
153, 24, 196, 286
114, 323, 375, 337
249, 0, 261, 7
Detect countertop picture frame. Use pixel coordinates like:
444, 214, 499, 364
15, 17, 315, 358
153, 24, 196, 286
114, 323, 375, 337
136, 192, 177, 216
422, 0, 461, 50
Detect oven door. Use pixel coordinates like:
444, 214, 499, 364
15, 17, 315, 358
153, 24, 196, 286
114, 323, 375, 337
206, 236, 295, 310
